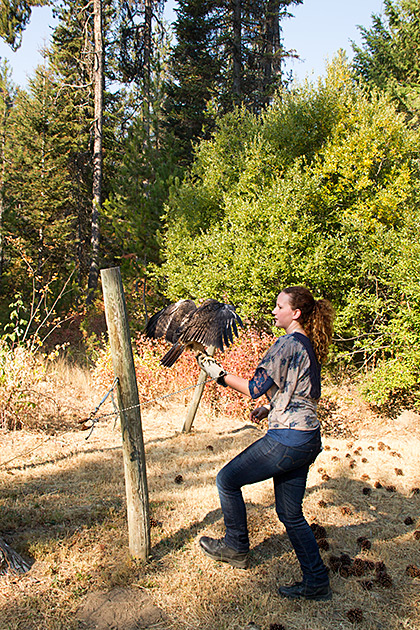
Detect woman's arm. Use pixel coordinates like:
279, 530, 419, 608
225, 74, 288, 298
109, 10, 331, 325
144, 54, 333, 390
223, 373, 252, 396
224, 368, 277, 399
196, 353, 274, 399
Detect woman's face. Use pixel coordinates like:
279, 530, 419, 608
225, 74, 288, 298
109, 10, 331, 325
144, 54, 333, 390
272, 292, 300, 331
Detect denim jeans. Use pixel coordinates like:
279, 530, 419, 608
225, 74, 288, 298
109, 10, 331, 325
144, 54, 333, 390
216, 431, 329, 586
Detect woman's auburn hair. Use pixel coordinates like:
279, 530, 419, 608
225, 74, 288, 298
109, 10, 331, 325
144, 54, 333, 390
283, 286, 335, 364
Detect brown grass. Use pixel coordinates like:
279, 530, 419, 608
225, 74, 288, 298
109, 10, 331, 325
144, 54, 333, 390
0, 365, 420, 630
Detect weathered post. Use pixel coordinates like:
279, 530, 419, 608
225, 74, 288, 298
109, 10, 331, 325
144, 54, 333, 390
182, 345, 214, 433
101, 267, 150, 560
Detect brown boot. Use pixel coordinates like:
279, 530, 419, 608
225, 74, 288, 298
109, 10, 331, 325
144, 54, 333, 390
199, 536, 249, 569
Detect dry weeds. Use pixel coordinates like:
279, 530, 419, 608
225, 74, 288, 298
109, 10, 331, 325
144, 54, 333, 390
0, 366, 419, 630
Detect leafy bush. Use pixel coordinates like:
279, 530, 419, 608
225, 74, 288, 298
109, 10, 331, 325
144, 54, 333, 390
92, 328, 276, 422
0, 340, 49, 430
152, 54, 420, 409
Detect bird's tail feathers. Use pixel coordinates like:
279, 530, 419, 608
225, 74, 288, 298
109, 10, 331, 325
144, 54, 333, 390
160, 343, 185, 367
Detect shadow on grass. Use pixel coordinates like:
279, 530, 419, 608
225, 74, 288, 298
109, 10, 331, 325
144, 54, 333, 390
1, 427, 419, 590
151, 507, 223, 561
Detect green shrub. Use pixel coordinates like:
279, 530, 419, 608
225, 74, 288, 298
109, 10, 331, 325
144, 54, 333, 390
153, 54, 420, 409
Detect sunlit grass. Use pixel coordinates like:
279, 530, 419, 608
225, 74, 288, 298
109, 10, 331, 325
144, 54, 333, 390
0, 353, 419, 629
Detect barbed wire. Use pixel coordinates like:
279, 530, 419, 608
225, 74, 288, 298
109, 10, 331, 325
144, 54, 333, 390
0, 435, 56, 469
0, 375, 213, 468
79, 376, 213, 438
79, 377, 119, 439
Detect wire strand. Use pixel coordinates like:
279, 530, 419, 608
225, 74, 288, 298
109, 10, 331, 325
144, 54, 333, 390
0, 376, 213, 467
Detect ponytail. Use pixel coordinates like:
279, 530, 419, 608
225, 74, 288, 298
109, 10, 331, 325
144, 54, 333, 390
283, 286, 335, 363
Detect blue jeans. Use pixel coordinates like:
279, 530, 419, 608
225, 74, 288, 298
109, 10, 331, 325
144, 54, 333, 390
216, 432, 329, 586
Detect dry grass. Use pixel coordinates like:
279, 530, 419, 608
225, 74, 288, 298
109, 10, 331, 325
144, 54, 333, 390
0, 365, 420, 630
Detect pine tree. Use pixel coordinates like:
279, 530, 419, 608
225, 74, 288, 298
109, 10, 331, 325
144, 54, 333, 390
103, 113, 181, 269
86, 0, 104, 303
352, 0, 420, 118
164, 0, 222, 165
217, 0, 303, 112
240, 0, 300, 111
102, 22, 181, 279
47, 0, 96, 291
5, 66, 77, 304
164, 0, 302, 163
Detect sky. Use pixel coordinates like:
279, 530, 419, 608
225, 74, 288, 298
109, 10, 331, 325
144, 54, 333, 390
282, 0, 385, 81
0, 0, 385, 89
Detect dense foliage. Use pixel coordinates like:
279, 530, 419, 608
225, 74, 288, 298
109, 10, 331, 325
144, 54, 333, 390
2, 2, 420, 410
158, 56, 420, 406
352, 0, 420, 120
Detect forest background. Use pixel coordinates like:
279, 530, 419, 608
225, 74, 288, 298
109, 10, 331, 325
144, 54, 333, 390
1, 0, 420, 411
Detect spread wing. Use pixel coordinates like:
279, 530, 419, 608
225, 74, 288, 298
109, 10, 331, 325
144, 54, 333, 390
145, 299, 197, 343
145, 298, 243, 367
178, 299, 243, 351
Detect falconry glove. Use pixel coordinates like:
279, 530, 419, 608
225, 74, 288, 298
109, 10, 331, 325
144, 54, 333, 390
196, 352, 228, 386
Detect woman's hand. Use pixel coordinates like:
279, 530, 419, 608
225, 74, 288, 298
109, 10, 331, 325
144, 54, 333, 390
250, 406, 269, 423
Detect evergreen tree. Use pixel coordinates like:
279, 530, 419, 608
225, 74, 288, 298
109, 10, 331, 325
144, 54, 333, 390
87, 0, 104, 303
0, 0, 46, 50
218, 0, 302, 112
4, 66, 76, 304
108, 0, 165, 84
0, 61, 15, 287
103, 114, 180, 269
164, 0, 302, 164
103, 24, 181, 273
352, 0, 420, 118
164, 0, 222, 165
47, 0, 96, 289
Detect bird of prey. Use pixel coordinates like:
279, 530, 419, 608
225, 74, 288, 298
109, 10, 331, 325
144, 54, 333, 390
145, 298, 243, 367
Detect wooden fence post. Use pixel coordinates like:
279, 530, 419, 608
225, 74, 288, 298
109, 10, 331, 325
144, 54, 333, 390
182, 345, 214, 433
101, 267, 150, 561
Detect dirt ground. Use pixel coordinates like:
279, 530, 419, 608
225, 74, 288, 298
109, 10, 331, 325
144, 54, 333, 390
1, 380, 420, 630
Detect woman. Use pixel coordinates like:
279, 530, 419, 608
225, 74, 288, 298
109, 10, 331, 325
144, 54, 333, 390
196, 286, 335, 601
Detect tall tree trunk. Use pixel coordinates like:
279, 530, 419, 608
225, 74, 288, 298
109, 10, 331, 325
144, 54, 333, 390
87, 0, 104, 305
232, 0, 242, 104
262, 0, 281, 101
0, 111, 5, 285
0, 84, 10, 285
143, 0, 152, 140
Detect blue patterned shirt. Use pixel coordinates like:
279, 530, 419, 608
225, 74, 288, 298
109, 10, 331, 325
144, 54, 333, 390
254, 333, 321, 431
